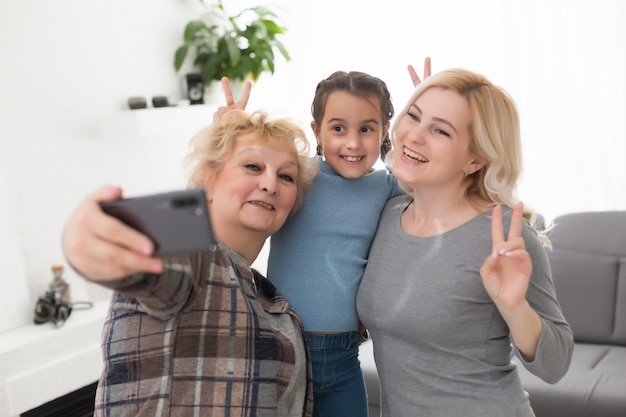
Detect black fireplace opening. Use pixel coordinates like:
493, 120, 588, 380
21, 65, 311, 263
20, 381, 97, 417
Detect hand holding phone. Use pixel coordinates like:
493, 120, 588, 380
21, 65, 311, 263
100, 188, 216, 256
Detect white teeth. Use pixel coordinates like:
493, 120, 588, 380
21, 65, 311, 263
343, 156, 363, 162
403, 147, 428, 162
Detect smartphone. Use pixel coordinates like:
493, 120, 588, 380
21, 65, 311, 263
100, 188, 216, 256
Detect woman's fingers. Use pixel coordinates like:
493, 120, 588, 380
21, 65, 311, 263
213, 78, 252, 123
491, 203, 527, 260
407, 57, 432, 87
95, 209, 155, 256
73, 230, 161, 280
220, 77, 235, 106
212, 106, 227, 123
220, 77, 252, 109
508, 201, 524, 241
491, 204, 505, 256
423, 56, 431, 79
408, 64, 420, 86
63, 185, 162, 281
237, 80, 252, 109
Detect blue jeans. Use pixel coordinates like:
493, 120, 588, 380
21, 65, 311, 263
306, 331, 369, 417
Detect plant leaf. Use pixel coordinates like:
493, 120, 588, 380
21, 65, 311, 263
174, 45, 189, 71
249, 6, 278, 19
184, 20, 207, 43
261, 19, 285, 36
273, 39, 291, 61
223, 35, 241, 66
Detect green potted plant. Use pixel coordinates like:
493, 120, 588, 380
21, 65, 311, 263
174, 0, 291, 87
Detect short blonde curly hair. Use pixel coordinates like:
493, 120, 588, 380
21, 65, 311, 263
184, 110, 318, 216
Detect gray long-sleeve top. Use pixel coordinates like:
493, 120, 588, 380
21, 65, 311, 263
356, 196, 574, 417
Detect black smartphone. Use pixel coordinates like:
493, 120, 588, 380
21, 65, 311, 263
100, 188, 216, 256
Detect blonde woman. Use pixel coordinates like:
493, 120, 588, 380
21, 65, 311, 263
356, 69, 574, 417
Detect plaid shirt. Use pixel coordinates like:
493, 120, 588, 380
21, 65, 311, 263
92, 244, 313, 417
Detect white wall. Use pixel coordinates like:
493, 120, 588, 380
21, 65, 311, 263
0, 0, 204, 323
0, 172, 31, 333
1, 0, 626, 334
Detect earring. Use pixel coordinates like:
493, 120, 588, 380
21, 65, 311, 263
316, 143, 323, 156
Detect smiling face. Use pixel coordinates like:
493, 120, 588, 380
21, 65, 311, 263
393, 86, 485, 193
312, 91, 385, 178
207, 136, 299, 239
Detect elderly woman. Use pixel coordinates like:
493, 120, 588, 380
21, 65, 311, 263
62, 110, 318, 417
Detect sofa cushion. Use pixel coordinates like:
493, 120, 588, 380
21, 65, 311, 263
548, 212, 626, 345
515, 344, 626, 417
549, 212, 626, 257
549, 250, 620, 344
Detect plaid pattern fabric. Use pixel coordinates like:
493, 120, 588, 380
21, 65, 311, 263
93, 245, 313, 417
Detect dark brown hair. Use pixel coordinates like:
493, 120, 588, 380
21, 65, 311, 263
311, 71, 394, 159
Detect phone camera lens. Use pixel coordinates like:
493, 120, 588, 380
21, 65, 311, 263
172, 197, 198, 208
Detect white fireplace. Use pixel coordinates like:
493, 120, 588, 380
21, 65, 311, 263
0, 301, 107, 417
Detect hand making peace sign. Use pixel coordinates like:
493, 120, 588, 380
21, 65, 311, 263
407, 57, 432, 87
212, 77, 252, 123
480, 202, 533, 313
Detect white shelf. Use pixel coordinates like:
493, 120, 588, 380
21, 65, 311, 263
100, 104, 218, 141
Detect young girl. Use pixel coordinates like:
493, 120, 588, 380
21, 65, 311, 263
266, 71, 396, 416
216, 61, 430, 416
266, 69, 415, 417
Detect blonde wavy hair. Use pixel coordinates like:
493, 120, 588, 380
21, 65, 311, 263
386, 69, 548, 243
184, 110, 318, 216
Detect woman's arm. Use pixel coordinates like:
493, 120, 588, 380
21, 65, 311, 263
480, 203, 574, 381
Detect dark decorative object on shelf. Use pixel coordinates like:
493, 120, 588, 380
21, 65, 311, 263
174, 0, 290, 86
152, 96, 170, 108
185, 72, 205, 104
33, 265, 72, 327
33, 289, 72, 327
127, 96, 147, 110
33, 264, 93, 327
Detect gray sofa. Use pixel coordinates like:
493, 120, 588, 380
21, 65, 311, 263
360, 210, 626, 417
514, 210, 626, 417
